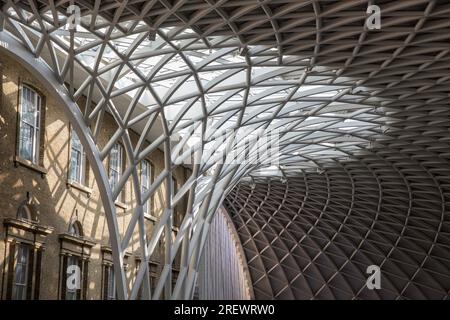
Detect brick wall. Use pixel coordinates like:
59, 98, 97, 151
0, 54, 188, 299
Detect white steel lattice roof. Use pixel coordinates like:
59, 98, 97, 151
1, 0, 450, 300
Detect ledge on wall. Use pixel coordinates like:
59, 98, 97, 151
14, 155, 47, 178
58, 233, 96, 249
101, 245, 132, 269
114, 200, 129, 210
66, 179, 93, 197
3, 217, 54, 237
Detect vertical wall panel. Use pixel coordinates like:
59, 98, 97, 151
197, 207, 253, 300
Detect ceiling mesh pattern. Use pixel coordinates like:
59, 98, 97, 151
1, 0, 450, 299
225, 163, 450, 299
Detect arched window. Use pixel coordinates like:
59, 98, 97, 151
68, 221, 83, 237
17, 204, 33, 221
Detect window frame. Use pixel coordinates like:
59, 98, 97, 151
105, 264, 116, 300
17, 204, 33, 221
101, 246, 129, 300
11, 243, 31, 300
17, 84, 42, 165
140, 159, 153, 217
58, 221, 93, 300
109, 142, 124, 201
68, 220, 83, 237
2, 218, 52, 300
69, 129, 87, 185
64, 255, 82, 300
171, 176, 179, 225
171, 176, 177, 201
149, 261, 159, 296
135, 259, 159, 300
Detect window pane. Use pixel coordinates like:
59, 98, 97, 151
107, 266, 116, 300
171, 177, 177, 201
17, 205, 32, 220
141, 160, 151, 214
110, 170, 118, 189
110, 145, 119, 170
69, 222, 82, 237
71, 131, 82, 151
143, 200, 149, 215
109, 144, 123, 191
70, 131, 84, 183
19, 86, 41, 164
21, 88, 37, 125
12, 244, 30, 300
19, 124, 33, 161
66, 256, 80, 300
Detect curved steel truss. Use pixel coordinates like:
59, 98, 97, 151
1, 0, 450, 299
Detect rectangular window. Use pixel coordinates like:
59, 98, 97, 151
59, 237, 91, 301
109, 143, 123, 196
69, 130, 86, 184
149, 262, 158, 296
171, 176, 178, 224
105, 265, 116, 300
172, 269, 179, 290
137, 261, 159, 299
18, 85, 41, 164
65, 255, 81, 300
171, 176, 177, 201
101, 249, 120, 300
12, 244, 30, 300
140, 160, 152, 216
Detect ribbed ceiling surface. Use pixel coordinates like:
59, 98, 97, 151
2, 0, 450, 299
225, 166, 450, 299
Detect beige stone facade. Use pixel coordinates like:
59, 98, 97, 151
0, 54, 188, 300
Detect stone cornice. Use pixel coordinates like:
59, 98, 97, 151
3, 217, 54, 236
59, 233, 96, 248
